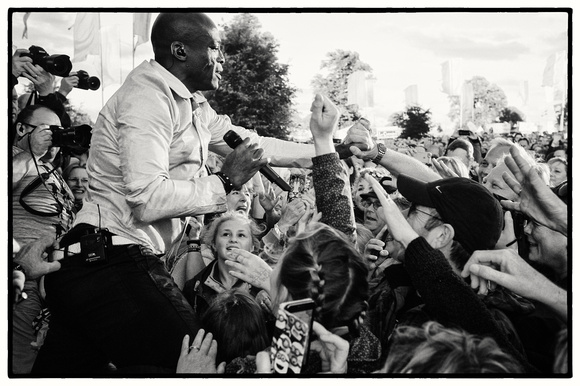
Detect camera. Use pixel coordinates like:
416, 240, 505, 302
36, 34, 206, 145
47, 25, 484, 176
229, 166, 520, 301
22, 45, 72, 77
75, 70, 101, 91
50, 124, 92, 155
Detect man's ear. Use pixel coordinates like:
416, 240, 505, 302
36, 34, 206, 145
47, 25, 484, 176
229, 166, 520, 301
171, 42, 186, 61
16, 122, 26, 137
428, 223, 455, 250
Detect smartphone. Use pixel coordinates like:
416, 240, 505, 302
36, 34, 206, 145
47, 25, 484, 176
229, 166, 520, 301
287, 173, 306, 202
270, 298, 315, 374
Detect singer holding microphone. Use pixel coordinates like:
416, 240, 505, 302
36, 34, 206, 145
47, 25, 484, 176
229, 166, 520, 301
33, 12, 374, 375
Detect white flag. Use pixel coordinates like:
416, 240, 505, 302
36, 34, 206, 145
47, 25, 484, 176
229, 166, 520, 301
133, 13, 151, 48
100, 25, 122, 87
73, 13, 101, 62
441, 59, 463, 96
404, 84, 419, 106
461, 81, 474, 122
347, 70, 369, 108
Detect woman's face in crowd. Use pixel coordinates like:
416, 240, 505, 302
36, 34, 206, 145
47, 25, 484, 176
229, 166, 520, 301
524, 220, 567, 275
354, 178, 373, 210
483, 162, 518, 201
66, 167, 89, 202
363, 198, 387, 236
214, 219, 253, 260
549, 161, 567, 187
227, 188, 252, 214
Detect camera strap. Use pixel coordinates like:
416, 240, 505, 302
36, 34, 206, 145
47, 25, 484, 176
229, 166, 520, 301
19, 166, 64, 217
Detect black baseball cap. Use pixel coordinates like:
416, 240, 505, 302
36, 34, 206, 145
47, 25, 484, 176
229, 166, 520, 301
397, 174, 503, 254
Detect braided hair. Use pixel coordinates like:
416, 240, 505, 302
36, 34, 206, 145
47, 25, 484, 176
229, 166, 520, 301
273, 222, 369, 337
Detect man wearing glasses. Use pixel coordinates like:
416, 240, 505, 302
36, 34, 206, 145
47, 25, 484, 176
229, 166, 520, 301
12, 104, 75, 374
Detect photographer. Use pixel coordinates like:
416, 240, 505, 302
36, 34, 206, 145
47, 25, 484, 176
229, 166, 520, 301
12, 48, 72, 130
12, 105, 76, 374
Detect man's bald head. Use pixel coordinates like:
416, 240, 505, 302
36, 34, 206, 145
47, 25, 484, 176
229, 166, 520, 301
151, 13, 217, 63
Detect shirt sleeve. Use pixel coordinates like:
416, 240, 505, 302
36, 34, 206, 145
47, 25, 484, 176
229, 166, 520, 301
117, 90, 227, 223
204, 104, 316, 169
312, 152, 357, 243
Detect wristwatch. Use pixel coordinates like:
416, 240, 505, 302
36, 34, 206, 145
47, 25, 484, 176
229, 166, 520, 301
372, 142, 386, 164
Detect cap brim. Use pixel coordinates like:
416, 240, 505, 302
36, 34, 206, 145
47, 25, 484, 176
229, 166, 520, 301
397, 174, 434, 207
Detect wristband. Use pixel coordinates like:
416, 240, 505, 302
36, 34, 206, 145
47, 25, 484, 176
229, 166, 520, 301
187, 240, 201, 252
215, 172, 234, 194
372, 142, 386, 164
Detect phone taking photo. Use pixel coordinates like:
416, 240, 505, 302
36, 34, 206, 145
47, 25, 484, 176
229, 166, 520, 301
287, 173, 306, 202
270, 298, 315, 374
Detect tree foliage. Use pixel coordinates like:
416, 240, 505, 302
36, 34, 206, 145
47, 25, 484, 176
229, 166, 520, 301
205, 14, 296, 140
391, 105, 434, 140
448, 76, 508, 128
498, 106, 525, 129
311, 50, 372, 127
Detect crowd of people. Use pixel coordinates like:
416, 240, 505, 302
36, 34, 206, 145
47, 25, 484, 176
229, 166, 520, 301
10, 12, 569, 377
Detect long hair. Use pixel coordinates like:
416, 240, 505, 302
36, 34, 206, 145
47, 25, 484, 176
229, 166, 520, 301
273, 222, 369, 336
201, 290, 270, 364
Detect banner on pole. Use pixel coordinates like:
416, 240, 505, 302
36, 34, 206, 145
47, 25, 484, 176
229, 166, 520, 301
441, 59, 463, 96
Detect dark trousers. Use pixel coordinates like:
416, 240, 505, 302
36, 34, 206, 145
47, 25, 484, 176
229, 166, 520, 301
31, 241, 200, 375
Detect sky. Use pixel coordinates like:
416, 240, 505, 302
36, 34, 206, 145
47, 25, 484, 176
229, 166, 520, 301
8, 7, 570, 136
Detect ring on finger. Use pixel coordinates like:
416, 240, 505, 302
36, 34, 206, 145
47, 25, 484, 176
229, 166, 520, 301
189, 345, 200, 351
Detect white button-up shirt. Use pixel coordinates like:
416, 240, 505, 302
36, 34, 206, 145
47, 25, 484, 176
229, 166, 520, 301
75, 60, 314, 254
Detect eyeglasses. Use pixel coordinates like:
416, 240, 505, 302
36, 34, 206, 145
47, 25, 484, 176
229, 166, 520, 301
361, 197, 382, 210
407, 203, 443, 222
21, 122, 38, 130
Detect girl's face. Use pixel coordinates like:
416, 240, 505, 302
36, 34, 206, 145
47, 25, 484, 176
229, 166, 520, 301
214, 219, 253, 259
549, 161, 567, 187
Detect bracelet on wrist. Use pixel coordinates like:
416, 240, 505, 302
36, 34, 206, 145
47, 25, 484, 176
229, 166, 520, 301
187, 239, 201, 252
372, 142, 386, 164
215, 172, 234, 194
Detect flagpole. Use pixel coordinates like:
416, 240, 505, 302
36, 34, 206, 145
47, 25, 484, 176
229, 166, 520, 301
559, 52, 566, 132
99, 13, 104, 108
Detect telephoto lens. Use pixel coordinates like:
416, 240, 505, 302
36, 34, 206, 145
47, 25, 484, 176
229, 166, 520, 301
25, 45, 72, 77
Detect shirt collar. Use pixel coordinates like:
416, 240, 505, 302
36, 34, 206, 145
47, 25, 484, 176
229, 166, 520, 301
149, 60, 196, 101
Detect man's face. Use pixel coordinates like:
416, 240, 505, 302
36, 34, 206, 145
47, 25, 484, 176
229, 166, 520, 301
477, 145, 510, 182
362, 197, 387, 236
186, 27, 224, 91
18, 108, 62, 162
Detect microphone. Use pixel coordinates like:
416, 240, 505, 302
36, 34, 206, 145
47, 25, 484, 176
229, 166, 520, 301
223, 130, 291, 192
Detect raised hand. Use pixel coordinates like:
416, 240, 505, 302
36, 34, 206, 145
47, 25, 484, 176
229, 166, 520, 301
310, 321, 349, 374
364, 174, 419, 250
220, 137, 269, 189
176, 329, 225, 374
13, 234, 61, 280
461, 248, 567, 320
309, 94, 340, 155
501, 146, 567, 236
224, 248, 272, 291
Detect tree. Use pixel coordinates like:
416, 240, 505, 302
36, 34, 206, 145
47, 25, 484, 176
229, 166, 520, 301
311, 50, 373, 127
391, 105, 434, 140
205, 14, 296, 140
498, 106, 525, 130
448, 76, 508, 128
